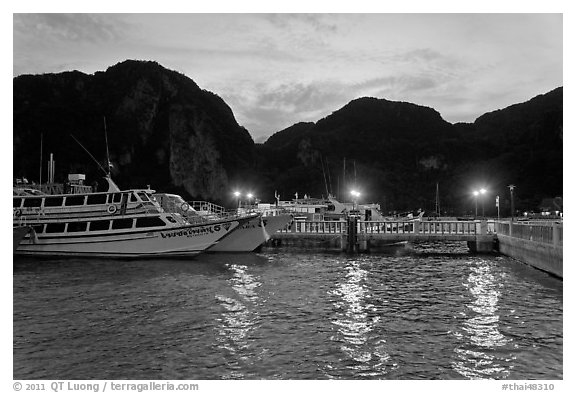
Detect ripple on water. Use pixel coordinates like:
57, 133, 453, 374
13, 248, 562, 379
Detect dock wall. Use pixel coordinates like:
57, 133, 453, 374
495, 221, 563, 278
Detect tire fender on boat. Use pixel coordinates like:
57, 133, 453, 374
181, 202, 190, 212
107, 204, 118, 214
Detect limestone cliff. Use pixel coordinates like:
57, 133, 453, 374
13, 60, 255, 202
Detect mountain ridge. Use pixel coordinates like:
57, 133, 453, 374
13, 60, 562, 214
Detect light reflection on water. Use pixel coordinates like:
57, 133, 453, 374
452, 260, 513, 379
329, 258, 393, 378
13, 246, 562, 379
215, 263, 263, 379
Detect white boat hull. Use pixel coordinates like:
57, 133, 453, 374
14, 219, 245, 259
208, 214, 293, 252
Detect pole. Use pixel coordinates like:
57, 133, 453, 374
508, 185, 515, 221
39, 132, 43, 189
475, 197, 478, 218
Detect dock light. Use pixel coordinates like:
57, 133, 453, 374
480, 188, 487, 217
350, 190, 361, 210
233, 191, 241, 208
473, 191, 479, 217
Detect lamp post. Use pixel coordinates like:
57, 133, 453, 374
496, 195, 500, 220
508, 185, 515, 221
350, 190, 360, 210
233, 191, 241, 209
247, 193, 253, 210
473, 191, 479, 218
480, 188, 487, 217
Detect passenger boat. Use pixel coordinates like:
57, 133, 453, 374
155, 193, 293, 252
13, 180, 258, 258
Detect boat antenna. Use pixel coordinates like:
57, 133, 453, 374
353, 159, 357, 188
70, 134, 108, 176
320, 155, 330, 197
342, 157, 346, 199
325, 156, 333, 195
103, 116, 111, 176
39, 131, 43, 189
435, 182, 440, 217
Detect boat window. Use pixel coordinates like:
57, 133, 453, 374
31, 224, 44, 234
130, 193, 138, 203
135, 216, 167, 228
137, 192, 151, 202
45, 223, 66, 233
67, 222, 88, 232
65, 195, 86, 206
44, 196, 64, 207
89, 220, 111, 231
111, 193, 122, 203
87, 194, 108, 205
13, 198, 23, 208
23, 198, 42, 208
166, 216, 177, 223
112, 218, 134, 230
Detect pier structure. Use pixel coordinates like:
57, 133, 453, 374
495, 220, 562, 278
268, 218, 562, 278
270, 218, 495, 253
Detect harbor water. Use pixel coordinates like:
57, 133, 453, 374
13, 242, 562, 380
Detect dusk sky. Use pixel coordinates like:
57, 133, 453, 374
13, 12, 563, 142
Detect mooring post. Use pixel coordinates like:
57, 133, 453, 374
347, 216, 358, 253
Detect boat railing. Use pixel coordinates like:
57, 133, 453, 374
190, 201, 226, 215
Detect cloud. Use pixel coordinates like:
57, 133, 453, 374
14, 14, 127, 44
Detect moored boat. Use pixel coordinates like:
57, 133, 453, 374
155, 193, 293, 252
14, 212, 257, 258
13, 178, 260, 258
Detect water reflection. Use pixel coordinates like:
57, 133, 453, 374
214, 263, 262, 379
329, 259, 391, 377
452, 260, 512, 379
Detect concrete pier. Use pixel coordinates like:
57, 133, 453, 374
268, 218, 495, 253
267, 218, 562, 278
495, 221, 562, 278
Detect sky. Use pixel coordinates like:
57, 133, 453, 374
12, 11, 563, 143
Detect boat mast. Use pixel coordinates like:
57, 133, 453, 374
39, 132, 43, 189
103, 116, 111, 176
435, 182, 440, 217
320, 156, 329, 197
70, 134, 109, 176
342, 157, 346, 199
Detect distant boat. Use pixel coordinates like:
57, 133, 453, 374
274, 194, 423, 223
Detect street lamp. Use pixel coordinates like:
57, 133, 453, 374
480, 188, 487, 217
247, 193, 254, 209
350, 190, 360, 210
473, 190, 479, 217
233, 191, 241, 208
508, 185, 515, 221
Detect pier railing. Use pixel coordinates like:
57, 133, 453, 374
495, 221, 562, 246
279, 220, 481, 235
